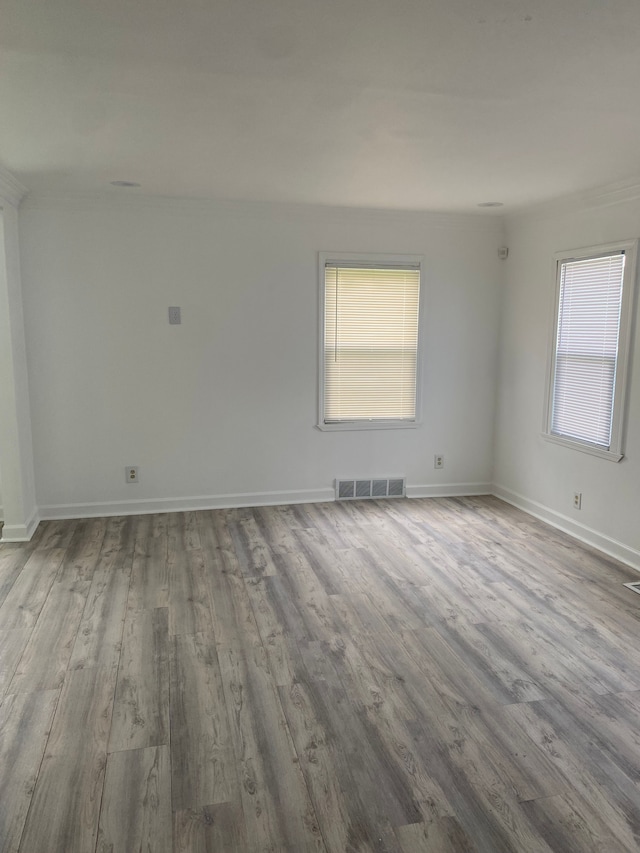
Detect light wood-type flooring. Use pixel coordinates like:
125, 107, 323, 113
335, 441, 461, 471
1, 496, 640, 852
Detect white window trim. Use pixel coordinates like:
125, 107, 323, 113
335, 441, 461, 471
542, 239, 638, 462
317, 251, 424, 431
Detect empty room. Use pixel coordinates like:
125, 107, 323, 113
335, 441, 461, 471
1, 0, 640, 851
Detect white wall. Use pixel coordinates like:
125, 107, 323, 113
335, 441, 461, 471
18, 196, 503, 516
494, 193, 640, 567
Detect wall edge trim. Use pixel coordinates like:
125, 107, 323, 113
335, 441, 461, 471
1, 508, 40, 542
406, 482, 493, 498
38, 488, 336, 520
38, 483, 498, 520
0, 165, 28, 207
12, 486, 639, 577
492, 484, 640, 574
506, 175, 640, 224
20, 191, 504, 231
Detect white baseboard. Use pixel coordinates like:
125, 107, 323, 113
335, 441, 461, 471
21, 483, 640, 576
492, 484, 640, 574
1, 508, 41, 542
37, 483, 493, 522
406, 482, 493, 499
38, 488, 336, 521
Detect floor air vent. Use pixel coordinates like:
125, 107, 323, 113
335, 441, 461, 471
336, 477, 406, 500
623, 581, 640, 596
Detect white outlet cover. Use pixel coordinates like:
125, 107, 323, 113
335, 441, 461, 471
126, 466, 139, 483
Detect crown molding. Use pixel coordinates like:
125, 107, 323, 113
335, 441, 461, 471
507, 176, 640, 224
20, 190, 504, 232
0, 164, 29, 207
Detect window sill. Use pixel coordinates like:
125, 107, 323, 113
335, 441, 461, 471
541, 432, 623, 462
318, 420, 419, 432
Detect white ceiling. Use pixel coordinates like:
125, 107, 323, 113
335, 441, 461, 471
2, 0, 640, 212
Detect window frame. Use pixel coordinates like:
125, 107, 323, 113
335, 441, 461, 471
542, 239, 638, 462
317, 251, 424, 431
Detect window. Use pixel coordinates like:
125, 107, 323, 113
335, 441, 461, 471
318, 253, 422, 430
544, 240, 638, 461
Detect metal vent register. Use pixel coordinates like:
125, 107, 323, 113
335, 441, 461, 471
336, 478, 406, 501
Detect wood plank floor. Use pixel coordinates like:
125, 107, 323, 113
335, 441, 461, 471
1, 496, 640, 852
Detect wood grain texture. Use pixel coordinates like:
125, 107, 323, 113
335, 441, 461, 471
127, 513, 170, 611
108, 606, 169, 752
18, 665, 118, 853
217, 642, 325, 853
506, 700, 640, 851
168, 514, 215, 636
56, 517, 107, 583
68, 516, 134, 670
35, 518, 78, 551
1, 495, 640, 852
96, 745, 171, 853
396, 817, 477, 853
68, 563, 131, 670
8, 577, 90, 693
0, 548, 64, 630
277, 672, 402, 852
169, 632, 237, 810
0, 690, 59, 853
0, 626, 30, 699
0, 546, 33, 610
520, 792, 630, 853
173, 802, 247, 853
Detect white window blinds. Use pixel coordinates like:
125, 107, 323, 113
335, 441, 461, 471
323, 262, 420, 423
551, 252, 625, 448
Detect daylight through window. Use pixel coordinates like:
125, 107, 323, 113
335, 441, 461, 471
321, 260, 421, 426
546, 242, 637, 460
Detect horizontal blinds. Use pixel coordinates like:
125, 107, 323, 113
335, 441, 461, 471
551, 253, 625, 447
324, 264, 420, 422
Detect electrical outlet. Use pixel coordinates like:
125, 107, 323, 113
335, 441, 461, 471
573, 491, 582, 510
434, 454, 444, 469
126, 466, 139, 484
